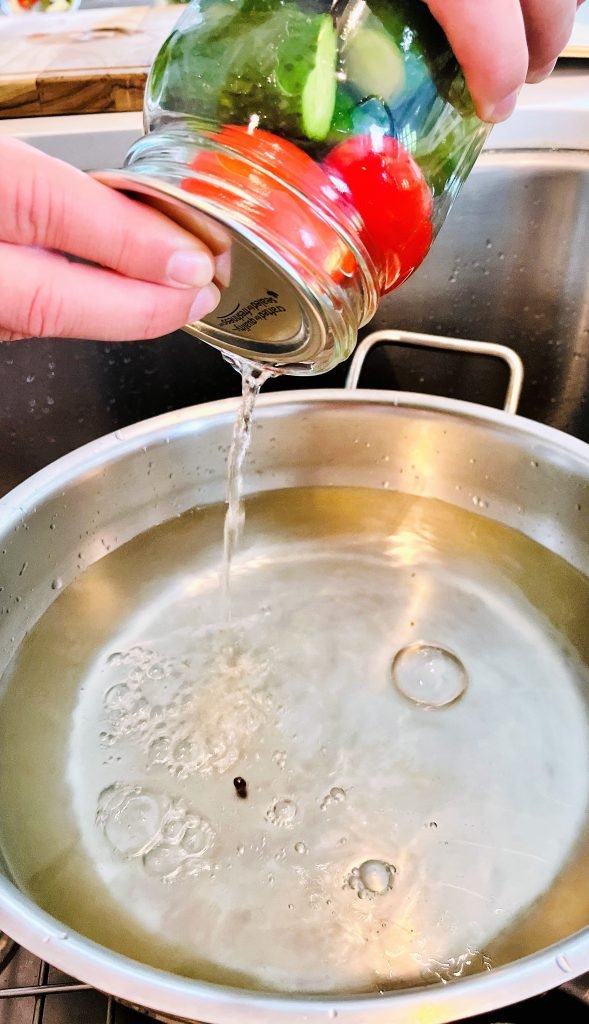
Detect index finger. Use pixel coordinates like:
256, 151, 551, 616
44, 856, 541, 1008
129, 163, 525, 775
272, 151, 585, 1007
425, 0, 529, 122
0, 138, 229, 289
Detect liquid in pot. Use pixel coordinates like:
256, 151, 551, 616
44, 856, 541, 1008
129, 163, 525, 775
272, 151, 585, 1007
0, 487, 589, 994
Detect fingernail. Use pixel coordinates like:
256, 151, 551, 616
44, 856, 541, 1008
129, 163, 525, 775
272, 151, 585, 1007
485, 88, 520, 124
214, 248, 232, 289
167, 249, 214, 288
188, 283, 221, 323
526, 60, 557, 85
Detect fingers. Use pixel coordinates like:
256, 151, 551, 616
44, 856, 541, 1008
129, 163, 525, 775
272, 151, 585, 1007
427, 0, 580, 121
0, 242, 220, 342
426, 0, 528, 122
521, 0, 578, 82
0, 138, 227, 289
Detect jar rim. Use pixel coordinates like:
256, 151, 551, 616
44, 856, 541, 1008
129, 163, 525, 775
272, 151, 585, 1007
93, 128, 379, 375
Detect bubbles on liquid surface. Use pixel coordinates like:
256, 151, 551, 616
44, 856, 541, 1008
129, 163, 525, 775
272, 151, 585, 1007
392, 643, 467, 708
266, 798, 297, 828
95, 784, 214, 882
96, 785, 162, 859
418, 947, 493, 984
99, 639, 271, 779
320, 787, 346, 811
345, 859, 395, 899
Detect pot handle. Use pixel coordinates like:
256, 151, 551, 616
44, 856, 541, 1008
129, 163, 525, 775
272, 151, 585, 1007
345, 330, 524, 415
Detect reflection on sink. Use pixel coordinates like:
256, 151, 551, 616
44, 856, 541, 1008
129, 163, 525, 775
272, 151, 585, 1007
353, 150, 589, 435
0, 150, 589, 496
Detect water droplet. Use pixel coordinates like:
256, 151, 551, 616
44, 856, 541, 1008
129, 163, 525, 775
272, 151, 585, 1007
556, 954, 572, 973
104, 684, 131, 712
330, 787, 345, 803
148, 735, 171, 766
266, 798, 297, 827
358, 860, 395, 895
51, 578, 63, 591
143, 844, 184, 880
162, 818, 186, 844
392, 643, 468, 708
272, 750, 287, 770
96, 785, 163, 859
294, 841, 307, 855
181, 818, 214, 856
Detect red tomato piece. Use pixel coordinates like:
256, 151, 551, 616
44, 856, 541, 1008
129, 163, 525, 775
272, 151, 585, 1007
181, 126, 357, 283
323, 135, 434, 293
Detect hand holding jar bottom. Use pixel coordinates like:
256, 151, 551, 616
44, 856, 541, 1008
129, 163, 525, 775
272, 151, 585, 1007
0, 0, 581, 344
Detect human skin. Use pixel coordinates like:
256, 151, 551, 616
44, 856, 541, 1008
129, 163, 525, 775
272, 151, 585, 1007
426, 0, 582, 122
0, 137, 227, 342
0, 0, 581, 342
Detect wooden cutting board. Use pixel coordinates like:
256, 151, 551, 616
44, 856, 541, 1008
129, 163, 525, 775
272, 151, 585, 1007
0, 4, 183, 118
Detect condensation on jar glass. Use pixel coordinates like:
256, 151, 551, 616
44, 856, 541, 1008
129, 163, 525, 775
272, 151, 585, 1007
97, 0, 490, 374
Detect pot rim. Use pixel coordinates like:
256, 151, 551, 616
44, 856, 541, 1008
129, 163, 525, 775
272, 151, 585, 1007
1, 387, 589, 1024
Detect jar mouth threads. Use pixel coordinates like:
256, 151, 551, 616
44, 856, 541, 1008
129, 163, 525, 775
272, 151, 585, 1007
107, 124, 380, 375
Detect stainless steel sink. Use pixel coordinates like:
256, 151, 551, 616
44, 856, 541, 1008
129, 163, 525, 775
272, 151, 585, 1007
1, 147, 589, 497
352, 150, 589, 432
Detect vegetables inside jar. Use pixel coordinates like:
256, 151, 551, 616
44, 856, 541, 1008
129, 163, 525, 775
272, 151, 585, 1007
118, 0, 491, 373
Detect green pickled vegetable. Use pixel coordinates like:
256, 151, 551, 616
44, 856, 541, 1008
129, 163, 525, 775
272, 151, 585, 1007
414, 107, 487, 198
328, 89, 395, 146
364, 0, 476, 118
148, 0, 338, 144
276, 14, 338, 141
344, 26, 405, 103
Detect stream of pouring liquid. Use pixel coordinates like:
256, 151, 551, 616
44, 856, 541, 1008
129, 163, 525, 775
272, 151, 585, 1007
221, 358, 271, 623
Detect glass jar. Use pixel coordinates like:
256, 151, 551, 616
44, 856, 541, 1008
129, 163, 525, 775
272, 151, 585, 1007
0, 0, 80, 12
98, 0, 490, 374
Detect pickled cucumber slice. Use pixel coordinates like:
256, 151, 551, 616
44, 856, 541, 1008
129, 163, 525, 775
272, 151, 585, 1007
276, 14, 338, 141
148, 2, 338, 146
366, 0, 476, 119
344, 27, 405, 102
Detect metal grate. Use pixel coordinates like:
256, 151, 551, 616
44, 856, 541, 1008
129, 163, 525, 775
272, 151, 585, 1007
0, 938, 148, 1024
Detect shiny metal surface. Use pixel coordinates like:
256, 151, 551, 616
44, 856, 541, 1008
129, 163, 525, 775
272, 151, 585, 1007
2, 947, 589, 1024
1, 387, 589, 1023
1, 151, 589, 501
345, 330, 524, 413
1, 145, 589, 1024
366, 151, 589, 433
0, 944, 140, 1024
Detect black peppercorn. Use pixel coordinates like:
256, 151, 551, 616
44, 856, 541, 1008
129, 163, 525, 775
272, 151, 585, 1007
233, 776, 247, 799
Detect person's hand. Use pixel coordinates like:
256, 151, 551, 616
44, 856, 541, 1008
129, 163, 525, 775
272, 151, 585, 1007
0, 137, 226, 343
427, 0, 583, 122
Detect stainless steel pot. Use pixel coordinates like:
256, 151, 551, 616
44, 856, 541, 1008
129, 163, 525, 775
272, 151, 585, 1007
1, 331, 589, 1024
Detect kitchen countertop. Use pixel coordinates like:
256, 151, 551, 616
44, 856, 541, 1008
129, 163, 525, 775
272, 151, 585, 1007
1, 66, 589, 169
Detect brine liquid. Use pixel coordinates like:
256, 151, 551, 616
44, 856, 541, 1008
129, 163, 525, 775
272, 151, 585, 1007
1, 488, 589, 994
220, 358, 269, 623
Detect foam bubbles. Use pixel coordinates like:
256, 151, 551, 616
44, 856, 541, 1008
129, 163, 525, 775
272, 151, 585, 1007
96, 784, 214, 883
